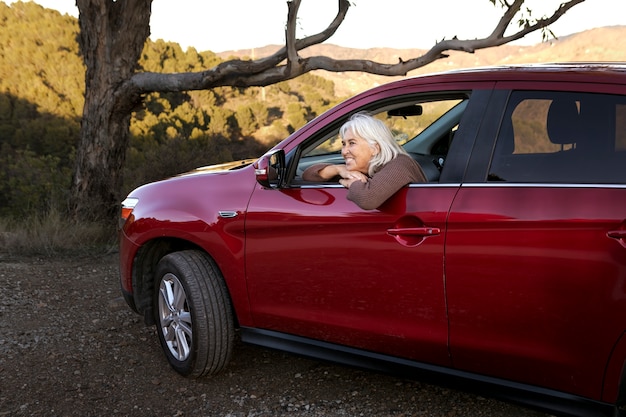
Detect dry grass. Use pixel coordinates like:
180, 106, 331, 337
0, 208, 117, 256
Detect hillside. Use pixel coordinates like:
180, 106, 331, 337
219, 26, 626, 96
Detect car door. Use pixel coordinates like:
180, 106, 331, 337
243, 91, 488, 366
446, 86, 626, 400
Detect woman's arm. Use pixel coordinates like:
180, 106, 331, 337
302, 163, 361, 182
302, 163, 334, 181
347, 154, 426, 210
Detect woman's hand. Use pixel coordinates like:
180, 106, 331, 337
316, 164, 367, 188
338, 169, 368, 188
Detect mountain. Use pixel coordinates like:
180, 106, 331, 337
218, 26, 626, 96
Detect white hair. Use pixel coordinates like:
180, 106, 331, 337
340, 112, 407, 176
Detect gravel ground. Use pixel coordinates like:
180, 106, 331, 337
0, 253, 553, 417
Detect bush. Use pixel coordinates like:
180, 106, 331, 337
0, 146, 71, 219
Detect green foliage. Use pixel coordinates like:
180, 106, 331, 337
285, 102, 307, 133
0, 2, 345, 222
0, 145, 72, 218
123, 134, 233, 196
0, 1, 84, 118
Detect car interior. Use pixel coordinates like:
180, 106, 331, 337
489, 91, 626, 183
293, 98, 469, 184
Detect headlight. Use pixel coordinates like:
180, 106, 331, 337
119, 197, 139, 229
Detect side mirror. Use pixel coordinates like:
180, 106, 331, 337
255, 150, 285, 189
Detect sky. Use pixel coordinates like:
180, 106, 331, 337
21, 0, 626, 53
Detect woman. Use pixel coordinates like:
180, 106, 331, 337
302, 112, 427, 210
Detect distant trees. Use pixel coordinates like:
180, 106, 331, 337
0, 2, 82, 217
0, 3, 83, 205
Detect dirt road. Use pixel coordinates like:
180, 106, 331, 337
0, 254, 551, 416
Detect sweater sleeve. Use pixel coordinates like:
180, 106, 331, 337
347, 154, 427, 210
302, 163, 334, 182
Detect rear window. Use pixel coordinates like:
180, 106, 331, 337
488, 91, 626, 184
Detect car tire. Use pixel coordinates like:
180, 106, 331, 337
153, 250, 234, 377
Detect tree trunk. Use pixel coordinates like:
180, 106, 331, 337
71, 0, 151, 222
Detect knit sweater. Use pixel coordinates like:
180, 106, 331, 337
302, 154, 427, 210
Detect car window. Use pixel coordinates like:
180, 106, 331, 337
294, 96, 468, 183
488, 91, 626, 184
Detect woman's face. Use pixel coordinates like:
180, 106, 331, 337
341, 130, 378, 174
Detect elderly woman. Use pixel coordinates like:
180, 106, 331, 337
302, 112, 427, 210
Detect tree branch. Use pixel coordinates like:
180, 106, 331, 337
285, 0, 301, 69
252, 0, 351, 70
130, 0, 587, 91
481, 0, 586, 48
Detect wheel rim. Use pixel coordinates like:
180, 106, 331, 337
157, 273, 193, 361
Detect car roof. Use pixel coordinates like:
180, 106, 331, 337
422, 62, 626, 76
380, 62, 626, 88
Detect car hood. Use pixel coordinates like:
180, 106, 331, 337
177, 158, 257, 177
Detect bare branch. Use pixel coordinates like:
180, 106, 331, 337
285, 0, 301, 72
293, 0, 350, 49
246, 0, 351, 71
134, 0, 350, 91
130, 0, 587, 92
483, 0, 586, 48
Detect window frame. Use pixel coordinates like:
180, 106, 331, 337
284, 91, 476, 187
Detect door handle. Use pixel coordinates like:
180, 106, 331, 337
608, 230, 626, 239
387, 227, 441, 237
608, 230, 626, 248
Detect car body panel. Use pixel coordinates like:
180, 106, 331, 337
446, 185, 626, 400
245, 183, 458, 365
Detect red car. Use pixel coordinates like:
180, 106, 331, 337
119, 63, 626, 417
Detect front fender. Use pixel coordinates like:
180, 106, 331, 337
119, 165, 256, 327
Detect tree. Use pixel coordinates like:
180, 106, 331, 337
72, 0, 586, 223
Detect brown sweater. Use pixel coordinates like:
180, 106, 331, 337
302, 154, 427, 210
